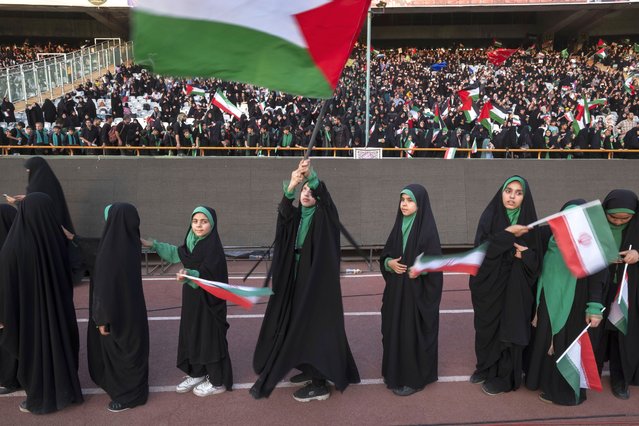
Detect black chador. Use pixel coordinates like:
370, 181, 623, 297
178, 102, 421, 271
89, 203, 149, 410
251, 171, 360, 399
380, 184, 443, 395
0, 193, 82, 414
469, 176, 542, 395
0, 204, 18, 393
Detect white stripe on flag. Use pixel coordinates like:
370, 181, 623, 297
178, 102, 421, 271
560, 207, 608, 276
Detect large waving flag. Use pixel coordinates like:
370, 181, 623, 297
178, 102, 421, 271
460, 96, 478, 123
609, 266, 630, 334
487, 48, 517, 66
181, 274, 273, 309
133, 0, 371, 98
458, 83, 480, 102
412, 243, 487, 276
185, 84, 206, 96
556, 325, 603, 404
528, 200, 618, 278
212, 90, 243, 120
479, 101, 493, 131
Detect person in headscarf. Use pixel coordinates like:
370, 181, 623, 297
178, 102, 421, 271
142, 206, 232, 397
469, 176, 542, 396
0, 193, 82, 414
89, 203, 149, 412
595, 189, 639, 400
0, 204, 18, 395
380, 184, 443, 396
6, 157, 84, 284
251, 159, 360, 402
525, 199, 606, 405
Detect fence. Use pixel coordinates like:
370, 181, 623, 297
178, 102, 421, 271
0, 40, 134, 105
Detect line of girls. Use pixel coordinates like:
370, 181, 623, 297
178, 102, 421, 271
0, 156, 638, 415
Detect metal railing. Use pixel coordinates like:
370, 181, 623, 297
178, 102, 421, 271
1, 145, 638, 158
0, 40, 133, 105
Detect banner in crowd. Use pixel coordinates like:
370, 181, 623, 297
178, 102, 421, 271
133, 0, 371, 98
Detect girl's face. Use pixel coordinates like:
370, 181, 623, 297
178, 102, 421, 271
300, 183, 317, 207
502, 181, 524, 210
191, 212, 212, 237
606, 212, 634, 226
400, 193, 418, 216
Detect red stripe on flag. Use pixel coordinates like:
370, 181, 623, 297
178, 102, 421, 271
192, 278, 253, 310
579, 333, 602, 392
421, 264, 481, 275
547, 216, 588, 278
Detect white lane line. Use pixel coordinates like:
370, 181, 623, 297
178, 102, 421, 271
76, 309, 474, 323
136, 272, 468, 282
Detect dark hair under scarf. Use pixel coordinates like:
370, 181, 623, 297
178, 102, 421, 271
24, 156, 75, 233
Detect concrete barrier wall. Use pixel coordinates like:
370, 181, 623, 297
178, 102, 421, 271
1, 157, 638, 248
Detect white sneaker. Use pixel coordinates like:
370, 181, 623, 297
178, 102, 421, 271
193, 379, 226, 397
176, 376, 206, 394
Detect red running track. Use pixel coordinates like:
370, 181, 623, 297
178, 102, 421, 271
1, 261, 638, 425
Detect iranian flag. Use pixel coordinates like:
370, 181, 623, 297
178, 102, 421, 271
412, 243, 488, 276
444, 147, 456, 159
185, 84, 206, 96
479, 101, 493, 131
461, 96, 478, 123
528, 200, 618, 278
595, 48, 607, 60
181, 274, 273, 310
458, 83, 480, 102
624, 76, 636, 95
556, 326, 602, 403
133, 0, 371, 98
212, 90, 243, 119
406, 141, 416, 158
471, 139, 477, 154
576, 97, 606, 124
609, 267, 630, 334
489, 103, 509, 124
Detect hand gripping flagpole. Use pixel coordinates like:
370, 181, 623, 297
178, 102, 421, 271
618, 244, 632, 304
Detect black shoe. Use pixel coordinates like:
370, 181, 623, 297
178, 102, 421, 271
107, 401, 131, 413
0, 386, 18, 395
392, 386, 423, 397
538, 393, 553, 404
481, 381, 504, 396
289, 372, 312, 386
612, 382, 629, 400
293, 383, 330, 402
470, 371, 487, 384
18, 401, 30, 413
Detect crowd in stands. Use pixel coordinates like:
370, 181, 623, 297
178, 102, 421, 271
0, 42, 76, 68
2, 39, 639, 158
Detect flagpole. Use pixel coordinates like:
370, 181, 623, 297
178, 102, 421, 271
305, 98, 331, 159
556, 308, 605, 364
618, 244, 632, 304
365, 7, 371, 147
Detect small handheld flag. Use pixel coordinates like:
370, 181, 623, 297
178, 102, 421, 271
180, 274, 273, 310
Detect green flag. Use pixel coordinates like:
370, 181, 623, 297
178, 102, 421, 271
634, 43, 639, 53
561, 49, 569, 59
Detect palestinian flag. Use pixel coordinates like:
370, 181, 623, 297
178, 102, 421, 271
458, 83, 480, 102
493, 39, 503, 48
556, 327, 602, 404
444, 147, 456, 159
185, 84, 206, 96
412, 243, 487, 276
528, 200, 618, 278
624, 76, 636, 95
595, 48, 607, 60
461, 97, 478, 123
597, 38, 606, 47
212, 90, 243, 119
487, 48, 517, 66
434, 102, 448, 130
572, 116, 586, 136
133, 0, 370, 98
489, 103, 509, 124
608, 269, 630, 334
479, 101, 493, 132
181, 275, 274, 309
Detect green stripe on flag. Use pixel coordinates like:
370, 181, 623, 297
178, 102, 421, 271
133, 12, 332, 98
583, 203, 619, 264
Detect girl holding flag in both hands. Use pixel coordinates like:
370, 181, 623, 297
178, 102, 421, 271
380, 184, 443, 396
525, 199, 606, 406
141, 206, 233, 397
596, 189, 639, 400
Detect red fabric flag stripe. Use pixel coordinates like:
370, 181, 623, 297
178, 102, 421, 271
580, 333, 602, 391
547, 215, 588, 278
192, 278, 253, 309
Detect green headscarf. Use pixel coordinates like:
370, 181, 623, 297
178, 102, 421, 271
103, 204, 112, 221
400, 189, 417, 252
502, 177, 526, 225
186, 206, 215, 252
